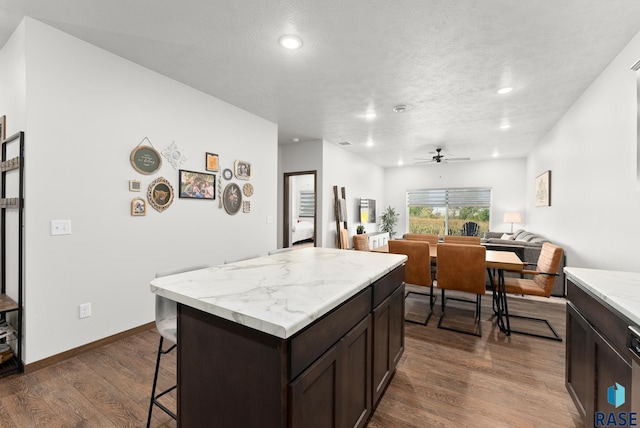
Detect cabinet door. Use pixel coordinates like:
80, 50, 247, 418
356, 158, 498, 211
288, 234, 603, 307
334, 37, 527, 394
593, 328, 632, 417
372, 284, 405, 407
290, 315, 372, 428
341, 315, 372, 428
289, 343, 341, 428
566, 302, 591, 421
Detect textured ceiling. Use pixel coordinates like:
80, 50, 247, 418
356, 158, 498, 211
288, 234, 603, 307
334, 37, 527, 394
2, 1, 640, 167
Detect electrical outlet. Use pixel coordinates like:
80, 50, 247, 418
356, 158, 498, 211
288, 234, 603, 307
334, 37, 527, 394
79, 303, 91, 319
51, 219, 72, 236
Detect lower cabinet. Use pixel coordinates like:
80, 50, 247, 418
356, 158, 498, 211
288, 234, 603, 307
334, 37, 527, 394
372, 284, 405, 406
177, 265, 405, 428
289, 315, 372, 428
566, 280, 632, 428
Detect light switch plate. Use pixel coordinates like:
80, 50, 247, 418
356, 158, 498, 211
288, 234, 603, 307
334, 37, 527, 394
51, 219, 72, 236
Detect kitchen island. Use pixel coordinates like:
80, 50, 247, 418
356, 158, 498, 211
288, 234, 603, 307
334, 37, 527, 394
564, 268, 640, 427
151, 247, 407, 428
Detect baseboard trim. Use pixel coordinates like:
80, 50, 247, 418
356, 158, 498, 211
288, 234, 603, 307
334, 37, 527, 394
24, 322, 156, 374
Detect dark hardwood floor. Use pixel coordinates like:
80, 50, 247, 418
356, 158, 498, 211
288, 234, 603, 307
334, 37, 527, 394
0, 286, 582, 427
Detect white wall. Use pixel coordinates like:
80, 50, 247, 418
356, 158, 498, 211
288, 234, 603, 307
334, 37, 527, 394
1, 19, 277, 364
384, 158, 528, 237
527, 28, 640, 271
322, 142, 386, 248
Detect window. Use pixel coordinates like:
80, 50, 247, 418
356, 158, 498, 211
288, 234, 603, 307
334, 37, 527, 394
407, 187, 491, 236
299, 190, 315, 217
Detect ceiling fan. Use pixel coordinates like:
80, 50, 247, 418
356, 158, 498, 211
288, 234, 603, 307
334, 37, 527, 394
414, 148, 471, 164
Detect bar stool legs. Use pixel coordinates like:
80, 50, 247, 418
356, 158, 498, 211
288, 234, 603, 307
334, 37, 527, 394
146, 336, 177, 427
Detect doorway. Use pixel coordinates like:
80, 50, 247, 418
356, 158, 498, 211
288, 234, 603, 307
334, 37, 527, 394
283, 171, 317, 248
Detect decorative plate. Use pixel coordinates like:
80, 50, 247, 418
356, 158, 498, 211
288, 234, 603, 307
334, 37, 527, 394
147, 177, 174, 212
130, 145, 162, 175
243, 183, 254, 197
223, 183, 242, 215
222, 168, 233, 180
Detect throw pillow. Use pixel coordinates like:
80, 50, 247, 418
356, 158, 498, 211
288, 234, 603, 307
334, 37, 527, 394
500, 233, 515, 240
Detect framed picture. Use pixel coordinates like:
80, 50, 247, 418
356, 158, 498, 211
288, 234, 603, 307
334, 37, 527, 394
206, 152, 219, 172
131, 197, 146, 216
129, 180, 141, 192
179, 169, 215, 199
223, 183, 242, 215
147, 177, 174, 212
222, 168, 233, 180
234, 160, 251, 180
131, 145, 162, 175
243, 201, 251, 213
535, 170, 551, 207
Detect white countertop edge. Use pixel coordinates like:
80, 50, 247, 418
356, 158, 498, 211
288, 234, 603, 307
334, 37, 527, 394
151, 250, 407, 339
564, 267, 640, 326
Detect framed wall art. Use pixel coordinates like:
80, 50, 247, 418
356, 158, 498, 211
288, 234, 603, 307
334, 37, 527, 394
535, 170, 551, 207
234, 160, 251, 180
206, 152, 219, 172
222, 168, 233, 180
129, 180, 141, 191
243, 201, 251, 213
131, 197, 146, 216
0, 115, 6, 142
179, 169, 215, 199
223, 182, 242, 215
131, 138, 162, 175
147, 177, 174, 212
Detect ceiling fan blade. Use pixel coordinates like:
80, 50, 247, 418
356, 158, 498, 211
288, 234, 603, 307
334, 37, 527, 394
446, 157, 471, 162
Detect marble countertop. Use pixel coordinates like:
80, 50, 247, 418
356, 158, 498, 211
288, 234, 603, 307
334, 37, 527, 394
564, 267, 640, 326
151, 247, 407, 339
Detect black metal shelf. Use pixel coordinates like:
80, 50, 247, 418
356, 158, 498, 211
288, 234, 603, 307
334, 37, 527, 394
0, 131, 24, 377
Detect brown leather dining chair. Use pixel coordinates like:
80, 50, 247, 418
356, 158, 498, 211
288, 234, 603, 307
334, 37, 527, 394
492, 242, 564, 341
353, 233, 370, 251
404, 233, 439, 245
443, 235, 481, 245
436, 243, 486, 337
388, 240, 433, 325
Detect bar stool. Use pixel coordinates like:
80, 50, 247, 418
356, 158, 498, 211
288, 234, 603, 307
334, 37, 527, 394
147, 264, 209, 427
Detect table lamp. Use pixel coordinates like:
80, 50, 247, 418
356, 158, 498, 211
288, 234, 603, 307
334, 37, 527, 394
503, 212, 521, 233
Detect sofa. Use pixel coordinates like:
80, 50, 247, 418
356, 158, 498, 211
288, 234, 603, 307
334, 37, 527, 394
481, 229, 566, 297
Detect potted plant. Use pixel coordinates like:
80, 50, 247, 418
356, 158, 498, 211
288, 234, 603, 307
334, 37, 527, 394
356, 224, 366, 235
379, 205, 399, 239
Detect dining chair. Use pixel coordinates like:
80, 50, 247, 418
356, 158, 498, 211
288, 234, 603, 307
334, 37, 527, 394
436, 243, 486, 337
443, 235, 481, 245
404, 233, 439, 245
353, 233, 370, 251
492, 242, 564, 340
148, 264, 210, 427
388, 240, 433, 325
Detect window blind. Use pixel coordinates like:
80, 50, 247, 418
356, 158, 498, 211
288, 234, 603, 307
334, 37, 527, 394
299, 191, 315, 217
407, 187, 491, 207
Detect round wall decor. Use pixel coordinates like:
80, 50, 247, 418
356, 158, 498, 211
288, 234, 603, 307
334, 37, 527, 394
147, 177, 174, 212
223, 183, 242, 215
131, 145, 162, 175
243, 183, 254, 197
222, 168, 233, 180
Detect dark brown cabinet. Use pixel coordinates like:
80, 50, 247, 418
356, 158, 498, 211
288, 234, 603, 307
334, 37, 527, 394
566, 279, 632, 428
372, 284, 404, 406
290, 315, 371, 428
177, 264, 405, 428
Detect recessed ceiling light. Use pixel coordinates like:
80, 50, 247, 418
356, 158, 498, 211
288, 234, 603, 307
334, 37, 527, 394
364, 112, 377, 120
497, 87, 513, 94
278, 35, 303, 49
366, 139, 374, 147
292, 137, 300, 142
499, 123, 511, 130
397, 159, 404, 166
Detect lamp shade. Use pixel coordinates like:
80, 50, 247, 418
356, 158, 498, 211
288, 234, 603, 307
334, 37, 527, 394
503, 212, 522, 223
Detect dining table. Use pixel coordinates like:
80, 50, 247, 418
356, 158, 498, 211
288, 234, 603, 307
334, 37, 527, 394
372, 242, 524, 335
